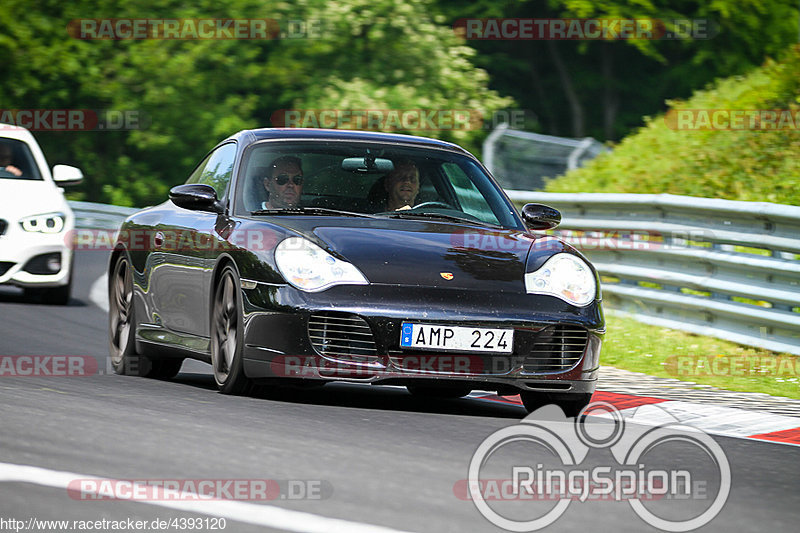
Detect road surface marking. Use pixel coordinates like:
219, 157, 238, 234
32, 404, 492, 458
89, 273, 108, 312
0, 462, 415, 533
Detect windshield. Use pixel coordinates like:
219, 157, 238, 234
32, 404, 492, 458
235, 141, 522, 229
0, 138, 42, 180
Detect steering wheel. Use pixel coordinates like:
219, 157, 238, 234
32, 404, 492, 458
412, 201, 454, 210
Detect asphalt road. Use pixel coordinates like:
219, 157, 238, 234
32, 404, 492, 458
0, 250, 797, 533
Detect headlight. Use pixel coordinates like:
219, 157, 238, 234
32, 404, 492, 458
19, 212, 66, 234
275, 237, 368, 292
524, 253, 597, 307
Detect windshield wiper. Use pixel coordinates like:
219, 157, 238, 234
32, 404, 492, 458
251, 207, 376, 218
379, 210, 487, 226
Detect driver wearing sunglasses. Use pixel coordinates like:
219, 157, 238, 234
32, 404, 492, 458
262, 155, 303, 209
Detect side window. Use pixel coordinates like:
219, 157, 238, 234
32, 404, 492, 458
186, 143, 237, 198
0, 139, 42, 180
441, 162, 499, 224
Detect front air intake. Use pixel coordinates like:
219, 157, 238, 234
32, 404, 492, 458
307, 312, 378, 362
523, 325, 589, 373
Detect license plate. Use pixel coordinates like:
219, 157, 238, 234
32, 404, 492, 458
400, 323, 513, 353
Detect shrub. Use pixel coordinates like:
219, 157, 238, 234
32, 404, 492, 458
546, 46, 800, 205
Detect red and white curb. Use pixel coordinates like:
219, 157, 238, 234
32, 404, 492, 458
470, 390, 800, 447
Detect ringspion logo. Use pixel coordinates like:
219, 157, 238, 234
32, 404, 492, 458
464, 402, 730, 531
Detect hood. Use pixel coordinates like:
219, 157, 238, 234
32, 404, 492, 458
0, 179, 70, 222
309, 220, 535, 291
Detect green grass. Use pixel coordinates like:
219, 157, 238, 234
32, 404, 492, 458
601, 313, 800, 399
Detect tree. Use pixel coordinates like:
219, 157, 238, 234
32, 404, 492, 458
430, 0, 800, 141
0, 0, 510, 206
545, 45, 800, 205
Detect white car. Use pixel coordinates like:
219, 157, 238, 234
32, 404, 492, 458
0, 124, 83, 304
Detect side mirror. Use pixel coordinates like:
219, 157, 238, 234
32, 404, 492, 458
521, 203, 561, 230
52, 165, 83, 185
169, 184, 224, 213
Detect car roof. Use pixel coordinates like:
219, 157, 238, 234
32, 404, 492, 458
224, 128, 473, 155
0, 124, 37, 144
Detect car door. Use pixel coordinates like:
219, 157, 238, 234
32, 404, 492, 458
150, 143, 237, 337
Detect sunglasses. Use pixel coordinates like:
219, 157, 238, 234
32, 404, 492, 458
272, 174, 303, 186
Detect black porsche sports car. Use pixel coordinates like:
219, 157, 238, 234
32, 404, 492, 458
108, 128, 603, 415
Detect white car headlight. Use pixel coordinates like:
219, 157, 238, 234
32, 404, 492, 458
524, 253, 597, 307
19, 212, 66, 234
275, 237, 368, 292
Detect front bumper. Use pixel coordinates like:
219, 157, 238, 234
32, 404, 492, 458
240, 282, 603, 395
0, 224, 72, 288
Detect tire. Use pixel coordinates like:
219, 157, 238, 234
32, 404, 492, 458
210, 265, 252, 395
406, 384, 472, 399
108, 255, 153, 377
520, 392, 593, 418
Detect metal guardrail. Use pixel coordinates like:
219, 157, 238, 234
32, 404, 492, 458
505, 191, 800, 356
69, 196, 800, 355
69, 200, 138, 231
483, 124, 607, 190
